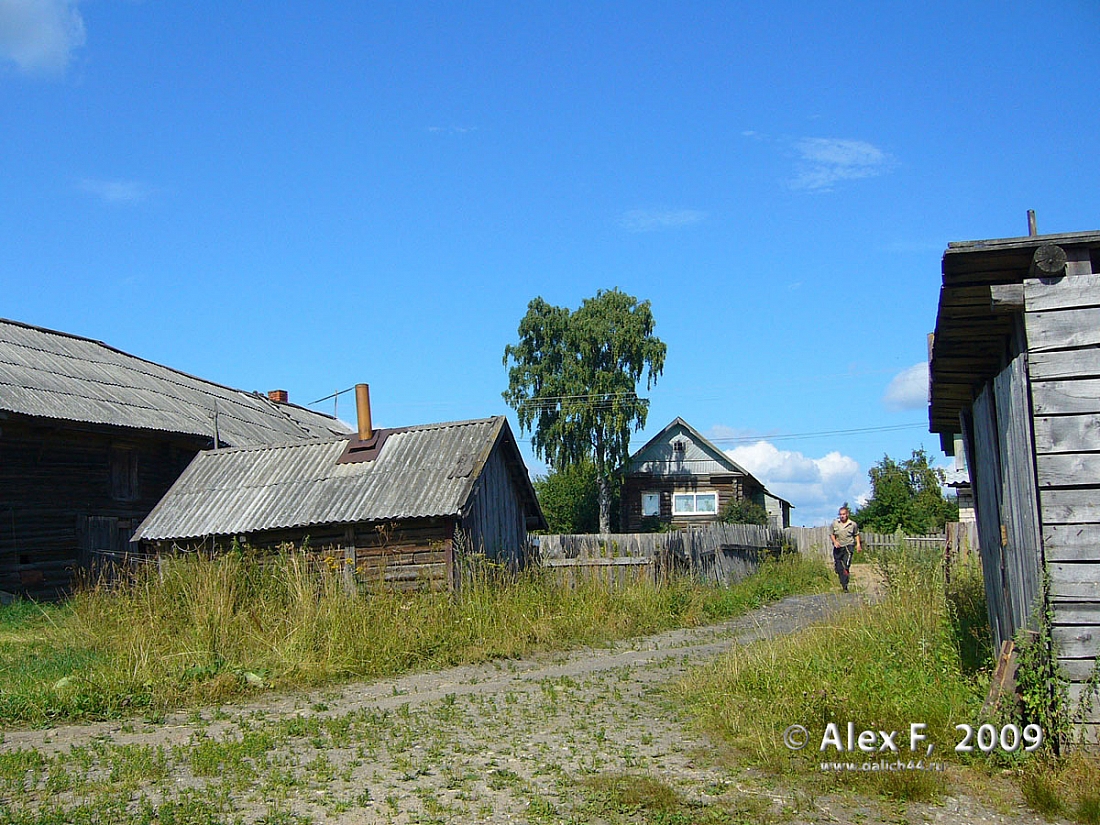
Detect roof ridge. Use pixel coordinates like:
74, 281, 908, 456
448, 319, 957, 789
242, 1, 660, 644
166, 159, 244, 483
0, 317, 345, 427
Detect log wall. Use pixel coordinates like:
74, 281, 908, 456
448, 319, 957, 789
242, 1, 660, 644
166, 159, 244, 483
0, 416, 201, 599
619, 474, 766, 533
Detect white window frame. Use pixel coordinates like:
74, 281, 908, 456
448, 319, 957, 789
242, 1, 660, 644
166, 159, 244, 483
641, 492, 660, 517
672, 491, 718, 515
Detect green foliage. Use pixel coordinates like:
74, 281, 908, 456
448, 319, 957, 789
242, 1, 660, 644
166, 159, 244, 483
532, 460, 607, 534
719, 497, 768, 526
503, 289, 666, 531
853, 448, 959, 534
1014, 574, 1071, 755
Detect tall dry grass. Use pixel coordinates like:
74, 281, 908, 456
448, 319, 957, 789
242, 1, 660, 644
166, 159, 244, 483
0, 547, 830, 726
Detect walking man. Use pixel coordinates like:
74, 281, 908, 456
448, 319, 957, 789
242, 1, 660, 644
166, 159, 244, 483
830, 505, 861, 592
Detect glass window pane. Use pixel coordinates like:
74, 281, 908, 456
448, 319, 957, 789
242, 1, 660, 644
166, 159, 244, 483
674, 494, 694, 513
642, 493, 660, 516
697, 494, 717, 513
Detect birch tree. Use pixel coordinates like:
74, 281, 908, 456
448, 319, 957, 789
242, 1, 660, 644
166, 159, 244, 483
503, 289, 666, 533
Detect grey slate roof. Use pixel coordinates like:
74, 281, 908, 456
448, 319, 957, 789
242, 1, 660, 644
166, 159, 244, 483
0, 318, 349, 446
134, 416, 532, 541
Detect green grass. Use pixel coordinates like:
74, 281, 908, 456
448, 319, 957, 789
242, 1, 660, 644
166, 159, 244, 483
0, 548, 829, 726
577, 772, 774, 824
677, 547, 989, 800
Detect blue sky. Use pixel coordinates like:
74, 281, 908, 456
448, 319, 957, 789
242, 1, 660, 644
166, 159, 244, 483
3, 1, 1098, 525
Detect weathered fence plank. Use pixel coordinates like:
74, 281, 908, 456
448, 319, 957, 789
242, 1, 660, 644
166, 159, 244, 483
536, 523, 782, 587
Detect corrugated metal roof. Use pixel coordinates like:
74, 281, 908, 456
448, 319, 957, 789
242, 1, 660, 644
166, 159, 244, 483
135, 417, 512, 540
0, 318, 349, 446
625, 417, 753, 477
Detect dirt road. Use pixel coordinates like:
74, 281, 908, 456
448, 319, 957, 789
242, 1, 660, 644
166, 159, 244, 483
0, 579, 1054, 824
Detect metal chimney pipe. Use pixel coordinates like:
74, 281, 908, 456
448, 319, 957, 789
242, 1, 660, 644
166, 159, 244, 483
1027, 209, 1038, 237
355, 383, 373, 441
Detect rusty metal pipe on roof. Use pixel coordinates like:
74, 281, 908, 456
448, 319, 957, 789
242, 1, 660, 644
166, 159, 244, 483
355, 383, 373, 441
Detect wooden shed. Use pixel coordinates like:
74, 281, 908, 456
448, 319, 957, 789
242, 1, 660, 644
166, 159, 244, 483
928, 228, 1100, 720
133, 415, 547, 590
619, 417, 789, 531
0, 318, 349, 599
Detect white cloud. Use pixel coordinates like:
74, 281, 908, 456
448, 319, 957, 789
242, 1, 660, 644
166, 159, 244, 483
726, 440, 868, 526
883, 362, 928, 412
619, 209, 707, 233
789, 138, 890, 192
80, 178, 149, 204
0, 0, 85, 76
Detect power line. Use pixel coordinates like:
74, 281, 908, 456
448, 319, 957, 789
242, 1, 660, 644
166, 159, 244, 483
706, 422, 927, 444
516, 421, 926, 446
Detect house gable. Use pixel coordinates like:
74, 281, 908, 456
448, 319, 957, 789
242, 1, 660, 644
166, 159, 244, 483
625, 417, 750, 479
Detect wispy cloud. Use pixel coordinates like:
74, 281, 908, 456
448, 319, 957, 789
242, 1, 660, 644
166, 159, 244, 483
618, 209, 707, 233
0, 0, 85, 76
789, 138, 891, 192
882, 362, 928, 411
426, 125, 478, 135
79, 178, 150, 204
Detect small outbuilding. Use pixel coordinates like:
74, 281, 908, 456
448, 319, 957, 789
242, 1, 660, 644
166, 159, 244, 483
619, 417, 790, 531
133, 408, 547, 590
928, 227, 1100, 723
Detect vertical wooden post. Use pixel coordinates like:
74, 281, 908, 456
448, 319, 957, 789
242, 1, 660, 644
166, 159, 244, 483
343, 527, 357, 596
445, 519, 457, 593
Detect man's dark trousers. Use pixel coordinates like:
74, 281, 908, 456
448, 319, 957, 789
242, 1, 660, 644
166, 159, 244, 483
833, 545, 853, 590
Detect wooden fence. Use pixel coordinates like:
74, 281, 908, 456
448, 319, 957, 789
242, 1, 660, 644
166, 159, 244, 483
783, 522, 979, 569
535, 523, 783, 587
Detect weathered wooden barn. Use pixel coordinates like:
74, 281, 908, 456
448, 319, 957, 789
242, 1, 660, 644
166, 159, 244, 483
928, 228, 1100, 719
133, 412, 547, 590
619, 417, 791, 531
0, 318, 349, 599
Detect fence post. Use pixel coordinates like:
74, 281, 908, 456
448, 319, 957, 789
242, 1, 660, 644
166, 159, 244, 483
343, 544, 357, 595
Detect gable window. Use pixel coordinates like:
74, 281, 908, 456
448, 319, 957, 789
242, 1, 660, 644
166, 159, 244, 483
641, 492, 660, 517
673, 492, 717, 515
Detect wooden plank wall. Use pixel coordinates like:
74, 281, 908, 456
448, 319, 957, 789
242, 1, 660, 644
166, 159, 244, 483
461, 440, 527, 568
971, 383, 1011, 651
1025, 272, 1100, 701
994, 346, 1043, 636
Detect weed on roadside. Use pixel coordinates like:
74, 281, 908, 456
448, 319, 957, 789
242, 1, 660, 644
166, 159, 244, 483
0, 550, 828, 727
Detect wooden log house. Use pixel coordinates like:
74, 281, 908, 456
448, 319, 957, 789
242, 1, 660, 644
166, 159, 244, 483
928, 226, 1100, 725
0, 318, 349, 599
619, 417, 791, 531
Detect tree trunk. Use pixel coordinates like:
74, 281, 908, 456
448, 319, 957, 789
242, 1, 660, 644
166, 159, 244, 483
597, 473, 611, 534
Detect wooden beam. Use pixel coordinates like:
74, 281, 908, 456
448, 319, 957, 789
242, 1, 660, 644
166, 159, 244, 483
1037, 453, 1100, 487
990, 283, 1024, 312
1033, 414, 1100, 455
1029, 244, 1068, 279
1032, 379, 1100, 416
1030, 348, 1100, 382
1024, 272, 1100, 312
1041, 490, 1100, 525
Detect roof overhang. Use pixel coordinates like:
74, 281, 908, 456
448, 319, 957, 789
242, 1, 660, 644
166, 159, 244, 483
928, 231, 1100, 452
